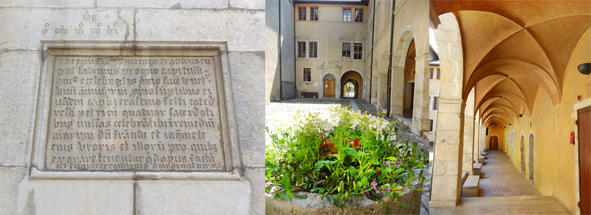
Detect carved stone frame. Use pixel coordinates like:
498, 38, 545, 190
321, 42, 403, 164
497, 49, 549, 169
29, 41, 241, 180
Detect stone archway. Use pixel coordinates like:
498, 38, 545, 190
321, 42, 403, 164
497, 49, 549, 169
341, 70, 363, 99
521, 135, 525, 174
528, 133, 535, 185
323, 74, 336, 98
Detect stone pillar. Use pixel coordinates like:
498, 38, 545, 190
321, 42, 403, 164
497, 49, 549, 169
474, 110, 480, 163
377, 72, 388, 111
411, 53, 430, 134
462, 90, 475, 174
430, 13, 465, 207
389, 67, 404, 116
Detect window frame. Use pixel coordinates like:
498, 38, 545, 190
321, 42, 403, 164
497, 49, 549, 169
341, 42, 352, 59
354, 8, 364, 22
310, 6, 319, 21
433, 96, 439, 110
297, 41, 307, 58
309, 41, 318, 58
429, 119, 434, 132
343, 7, 352, 22
353, 42, 363, 60
303, 67, 312, 83
298, 6, 307, 21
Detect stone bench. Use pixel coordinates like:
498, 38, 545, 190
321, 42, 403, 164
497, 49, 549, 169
462, 175, 480, 197
461, 171, 469, 186
473, 163, 482, 175
301, 92, 318, 98
480, 152, 486, 159
478, 155, 485, 163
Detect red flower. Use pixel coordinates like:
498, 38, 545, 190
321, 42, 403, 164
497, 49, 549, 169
342, 140, 345, 145
354, 140, 359, 146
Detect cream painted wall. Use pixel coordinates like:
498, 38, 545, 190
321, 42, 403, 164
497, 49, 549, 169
294, 4, 367, 98
502, 28, 591, 214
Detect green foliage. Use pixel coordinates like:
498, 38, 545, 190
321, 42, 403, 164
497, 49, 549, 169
265, 106, 428, 209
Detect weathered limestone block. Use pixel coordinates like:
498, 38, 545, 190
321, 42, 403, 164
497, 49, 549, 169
473, 163, 482, 175
137, 181, 251, 215
22, 180, 134, 214
135, 9, 264, 52
97, 0, 228, 9
0, 167, 25, 215
266, 188, 422, 215
478, 155, 485, 163
462, 175, 480, 197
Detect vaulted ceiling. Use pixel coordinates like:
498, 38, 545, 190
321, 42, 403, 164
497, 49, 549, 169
432, 0, 591, 127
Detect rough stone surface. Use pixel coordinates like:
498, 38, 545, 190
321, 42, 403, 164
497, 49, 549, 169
25, 180, 134, 214
137, 181, 251, 215
97, 0, 228, 9
135, 9, 264, 52
266, 189, 422, 215
0, 167, 25, 215
0, 51, 39, 166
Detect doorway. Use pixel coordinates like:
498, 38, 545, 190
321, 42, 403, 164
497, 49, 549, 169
521, 135, 525, 175
490, 136, 499, 150
578, 106, 590, 214
323, 74, 336, 98
340, 71, 362, 99
528, 133, 535, 185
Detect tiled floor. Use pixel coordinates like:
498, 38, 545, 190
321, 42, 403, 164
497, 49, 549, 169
430, 151, 572, 215
478, 151, 540, 197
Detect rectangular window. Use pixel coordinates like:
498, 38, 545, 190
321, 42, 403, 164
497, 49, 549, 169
354, 9, 363, 22
430, 68, 434, 79
436, 69, 441, 80
433, 96, 439, 110
430, 119, 434, 132
298, 42, 306, 58
298, 7, 306, 21
303, 68, 311, 82
311, 7, 318, 21
309, 42, 318, 58
342, 43, 351, 59
353, 43, 362, 59
343, 8, 351, 22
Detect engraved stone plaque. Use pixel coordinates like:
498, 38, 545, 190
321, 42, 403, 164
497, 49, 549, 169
33, 42, 237, 177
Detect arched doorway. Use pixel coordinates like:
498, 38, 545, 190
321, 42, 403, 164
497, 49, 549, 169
528, 133, 535, 185
340, 71, 363, 99
323, 74, 336, 98
520, 135, 525, 175
402, 40, 416, 119
490, 136, 498, 150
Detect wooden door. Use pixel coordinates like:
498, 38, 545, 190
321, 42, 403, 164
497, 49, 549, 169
578, 106, 591, 214
490, 136, 498, 150
409, 83, 415, 108
323, 80, 335, 97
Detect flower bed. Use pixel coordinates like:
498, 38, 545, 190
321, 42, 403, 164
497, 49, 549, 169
265, 106, 428, 211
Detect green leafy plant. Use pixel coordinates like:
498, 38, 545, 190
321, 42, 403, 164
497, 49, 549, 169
265, 106, 428, 209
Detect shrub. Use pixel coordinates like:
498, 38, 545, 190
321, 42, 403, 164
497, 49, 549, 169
265, 106, 428, 208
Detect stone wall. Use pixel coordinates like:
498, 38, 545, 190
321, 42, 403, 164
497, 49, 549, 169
0, 1, 264, 214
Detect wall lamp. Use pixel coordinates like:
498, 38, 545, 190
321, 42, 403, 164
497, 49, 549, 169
578, 63, 591, 75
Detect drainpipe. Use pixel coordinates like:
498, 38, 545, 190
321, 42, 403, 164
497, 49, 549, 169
368, 0, 376, 104
293, 1, 297, 98
386, 0, 396, 117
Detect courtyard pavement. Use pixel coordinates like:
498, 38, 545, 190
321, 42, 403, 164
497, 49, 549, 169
430, 150, 572, 214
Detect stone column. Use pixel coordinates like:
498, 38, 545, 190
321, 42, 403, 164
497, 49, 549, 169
430, 13, 465, 207
412, 53, 430, 134
474, 110, 480, 163
389, 67, 404, 116
377, 72, 388, 111
462, 90, 475, 174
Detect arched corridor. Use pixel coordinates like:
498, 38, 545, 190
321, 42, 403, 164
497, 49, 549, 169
341, 71, 363, 99
429, 1, 591, 214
